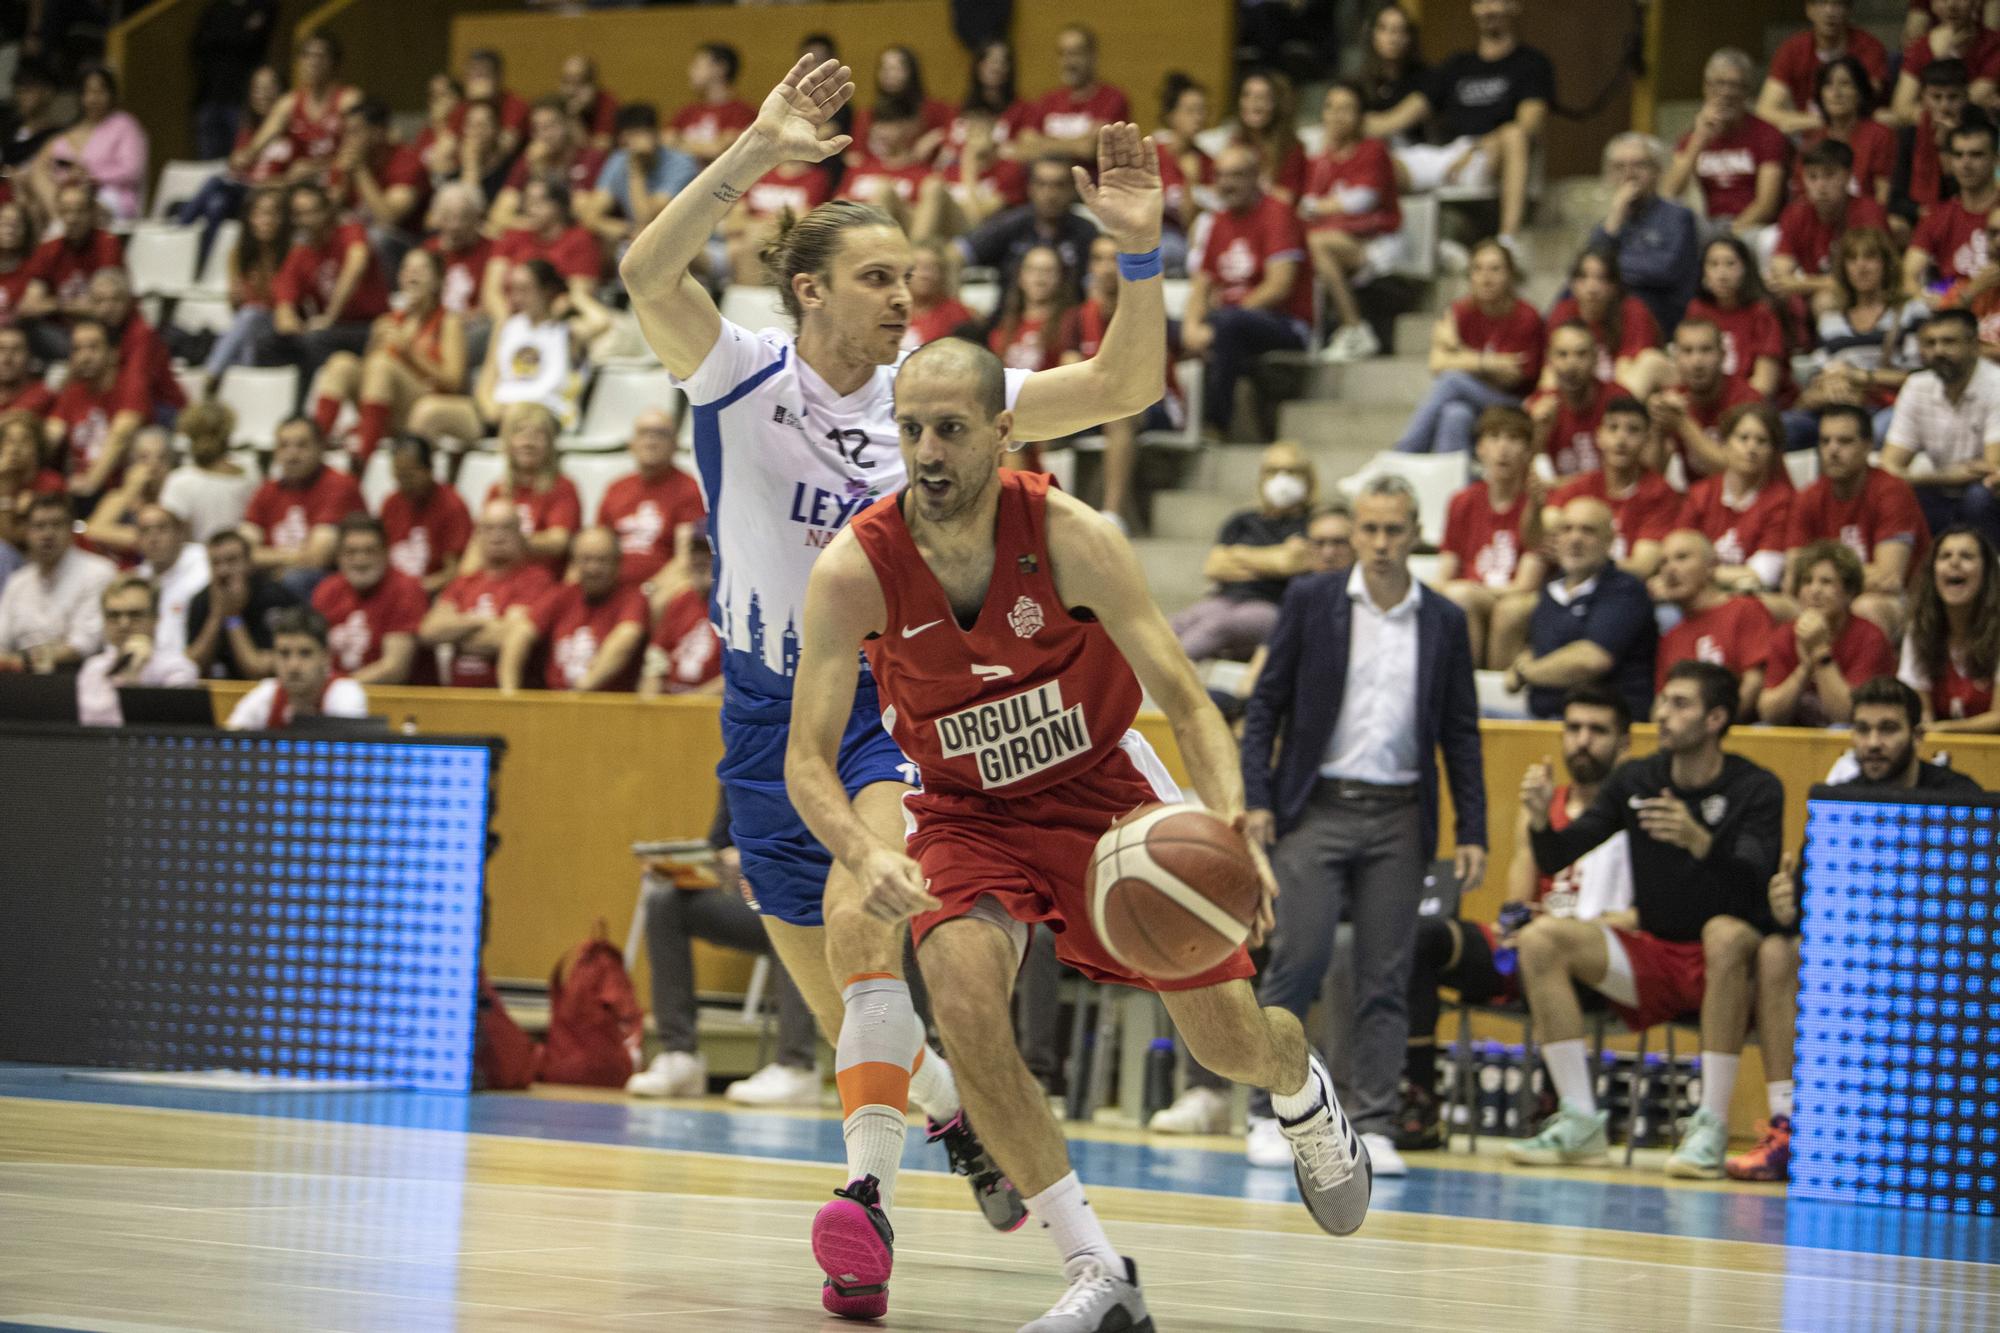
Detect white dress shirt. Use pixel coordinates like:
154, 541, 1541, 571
0, 545, 116, 656
75, 643, 200, 725
1321, 567, 1423, 785
1886, 358, 2000, 472
138, 542, 210, 660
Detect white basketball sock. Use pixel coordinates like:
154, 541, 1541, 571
908, 1046, 961, 1123
1025, 1171, 1122, 1272
1269, 1059, 1324, 1122
842, 1107, 909, 1211
1700, 1052, 1739, 1120
1767, 1079, 1795, 1121
1542, 1039, 1596, 1115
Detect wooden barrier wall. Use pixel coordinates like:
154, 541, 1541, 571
204, 681, 2000, 992
447, 0, 1237, 145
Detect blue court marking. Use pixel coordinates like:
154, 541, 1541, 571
2, 1063, 1993, 1266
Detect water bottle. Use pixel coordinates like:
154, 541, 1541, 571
1492, 901, 1535, 977
1142, 1037, 1176, 1122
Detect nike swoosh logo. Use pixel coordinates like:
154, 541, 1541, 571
902, 620, 944, 638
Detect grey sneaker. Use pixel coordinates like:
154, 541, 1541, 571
1019, 1255, 1153, 1332
1279, 1053, 1373, 1236
1666, 1106, 1730, 1179
1506, 1101, 1611, 1166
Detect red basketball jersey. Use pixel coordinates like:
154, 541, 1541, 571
850, 470, 1141, 798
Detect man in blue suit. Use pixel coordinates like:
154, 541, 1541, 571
1240, 473, 1488, 1178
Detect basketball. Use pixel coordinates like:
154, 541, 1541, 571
1087, 803, 1263, 981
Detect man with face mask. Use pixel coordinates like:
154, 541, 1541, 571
1170, 440, 1318, 662
1396, 685, 1634, 1153
1727, 676, 1981, 1184
1882, 306, 2000, 546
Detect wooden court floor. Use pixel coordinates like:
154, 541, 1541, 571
2, 1084, 1997, 1333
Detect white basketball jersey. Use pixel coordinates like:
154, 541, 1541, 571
492, 313, 578, 419
673, 318, 1026, 703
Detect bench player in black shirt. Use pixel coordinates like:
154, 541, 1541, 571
1725, 676, 1983, 1183
1507, 660, 1784, 1177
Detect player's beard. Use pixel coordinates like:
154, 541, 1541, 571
911, 463, 994, 525
1564, 749, 1612, 786
1858, 737, 1917, 785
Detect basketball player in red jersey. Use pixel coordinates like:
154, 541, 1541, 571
788, 338, 1372, 1332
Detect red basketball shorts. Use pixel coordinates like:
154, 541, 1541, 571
1605, 927, 1707, 1031
906, 731, 1256, 993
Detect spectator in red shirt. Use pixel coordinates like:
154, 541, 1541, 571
269, 181, 391, 394
242, 417, 365, 596
1154, 72, 1214, 245
598, 407, 705, 590
422, 183, 496, 340
1758, 538, 1897, 724
1014, 23, 1132, 163
1396, 237, 1545, 453
1056, 234, 1183, 530
1786, 403, 1927, 637
1665, 48, 1787, 233
723, 147, 834, 286
900, 240, 977, 351
1685, 234, 1786, 401
310, 514, 426, 685
461, 401, 579, 578
1436, 405, 1548, 668
328, 98, 430, 244
1907, 119, 2000, 292
378, 435, 470, 596
1789, 57, 1895, 207
0, 201, 39, 329
851, 45, 955, 165
17, 181, 122, 359
443, 97, 514, 207
1757, 1, 1891, 133
236, 32, 359, 191
839, 97, 941, 219
1184, 145, 1312, 434
1677, 401, 1796, 595
481, 178, 610, 330
44, 318, 143, 500
667, 42, 755, 165
0, 326, 51, 419
1301, 83, 1398, 364
1228, 70, 1307, 206
88, 268, 186, 423
1546, 246, 1670, 399
916, 103, 1029, 243
1547, 396, 1680, 577
1651, 529, 1773, 717
452, 48, 530, 157
1893, 58, 1971, 217
307, 248, 467, 466
1771, 140, 1889, 307
1649, 317, 1761, 478
0, 412, 62, 549
986, 244, 1076, 374
1529, 322, 1622, 477
1901, 524, 2000, 729
499, 526, 648, 693
1890, 0, 2000, 126
420, 496, 557, 688
492, 99, 608, 235
640, 532, 723, 698
197, 185, 289, 393
559, 54, 620, 153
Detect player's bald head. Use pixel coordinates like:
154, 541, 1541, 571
896, 336, 1006, 420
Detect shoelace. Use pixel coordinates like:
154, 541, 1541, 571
1289, 1114, 1356, 1192
1045, 1261, 1120, 1316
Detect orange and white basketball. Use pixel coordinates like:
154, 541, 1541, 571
1087, 803, 1262, 981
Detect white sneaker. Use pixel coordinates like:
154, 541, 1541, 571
1361, 1131, 1408, 1178
1245, 1115, 1292, 1169
1148, 1085, 1229, 1135
1315, 333, 1360, 364
1338, 322, 1381, 360
626, 1050, 705, 1098
725, 1061, 822, 1107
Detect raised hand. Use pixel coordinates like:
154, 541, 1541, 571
1075, 122, 1163, 252
1769, 854, 1798, 928
750, 55, 855, 165
1520, 757, 1557, 827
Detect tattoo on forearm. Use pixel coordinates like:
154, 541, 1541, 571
711, 183, 744, 204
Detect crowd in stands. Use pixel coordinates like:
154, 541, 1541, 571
1, 0, 1997, 1179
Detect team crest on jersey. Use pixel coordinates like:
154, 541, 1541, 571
1008, 595, 1044, 638
1701, 794, 1728, 824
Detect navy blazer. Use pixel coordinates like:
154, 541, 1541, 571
1240, 570, 1486, 853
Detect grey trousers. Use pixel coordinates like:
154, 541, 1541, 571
1170, 594, 1281, 662
1248, 780, 1426, 1133
644, 882, 816, 1069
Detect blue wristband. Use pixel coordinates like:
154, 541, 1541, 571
1116, 247, 1163, 281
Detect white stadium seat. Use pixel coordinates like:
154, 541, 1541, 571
125, 224, 200, 297
358, 447, 397, 513
171, 295, 235, 336
1784, 448, 1820, 489
148, 160, 225, 221
959, 280, 1000, 319
718, 284, 789, 336
564, 453, 632, 526
217, 366, 299, 448
571, 366, 678, 450
1338, 450, 1468, 548
455, 451, 505, 515
188, 220, 238, 298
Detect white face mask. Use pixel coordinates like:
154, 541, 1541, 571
1262, 472, 1308, 510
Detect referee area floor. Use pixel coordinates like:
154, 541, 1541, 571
1, 1065, 1994, 1332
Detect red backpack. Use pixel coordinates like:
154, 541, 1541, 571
541, 920, 644, 1087
474, 970, 542, 1090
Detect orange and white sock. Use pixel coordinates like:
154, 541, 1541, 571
834, 972, 923, 1211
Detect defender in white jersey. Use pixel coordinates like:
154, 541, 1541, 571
619, 55, 1171, 1321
